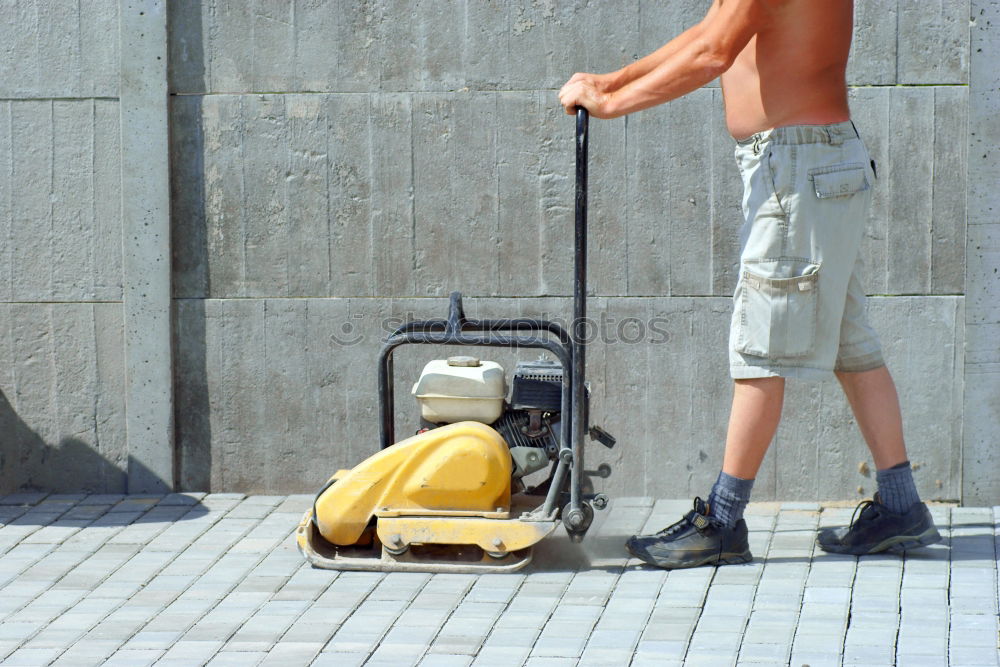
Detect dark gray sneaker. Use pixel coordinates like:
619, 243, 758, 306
817, 493, 941, 555
625, 498, 752, 569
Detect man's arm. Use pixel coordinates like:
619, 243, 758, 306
606, 1, 722, 90
559, 0, 766, 118
565, 12, 714, 95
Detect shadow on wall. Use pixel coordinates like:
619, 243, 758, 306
0, 388, 128, 494
168, 2, 212, 491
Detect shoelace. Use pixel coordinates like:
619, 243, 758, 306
848, 497, 881, 530
656, 499, 713, 537
656, 515, 692, 538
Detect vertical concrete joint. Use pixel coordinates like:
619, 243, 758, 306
120, 0, 174, 493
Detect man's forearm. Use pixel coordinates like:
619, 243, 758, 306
609, 21, 708, 90
558, 0, 759, 119
606, 38, 728, 117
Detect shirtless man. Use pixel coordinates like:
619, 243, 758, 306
559, 0, 941, 569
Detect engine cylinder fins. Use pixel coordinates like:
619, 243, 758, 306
493, 409, 558, 451
510, 359, 564, 412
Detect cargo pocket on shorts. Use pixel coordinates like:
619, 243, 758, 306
809, 163, 869, 199
735, 259, 821, 359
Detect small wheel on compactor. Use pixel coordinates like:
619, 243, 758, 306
383, 533, 408, 556
562, 501, 595, 543
486, 537, 507, 559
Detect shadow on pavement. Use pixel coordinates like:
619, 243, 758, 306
0, 493, 210, 527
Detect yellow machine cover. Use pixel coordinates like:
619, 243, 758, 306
314, 421, 513, 545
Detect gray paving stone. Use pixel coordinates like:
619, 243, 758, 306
682, 647, 740, 665
258, 641, 324, 666
156, 640, 224, 663
0, 622, 39, 641
368, 572, 432, 601
101, 649, 164, 666
158, 492, 206, 506
692, 613, 750, 633
394, 608, 453, 629
529, 634, 588, 659
751, 593, 803, 612
427, 635, 489, 656
843, 642, 897, 664
1, 648, 62, 666
792, 632, 848, 653
847, 611, 900, 630
738, 641, 793, 663
639, 622, 697, 643
781, 502, 822, 511
1, 495, 997, 667
845, 626, 899, 646
630, 658, 683, 667
482, 627, 540, 650
687, 630, 743, 653
577, 647, 639, 665
20, 627, 85, 650
472, 646, 532, 666
206, 651, 268, 666
381, 624, 440, 648
364, 644, 423, 667
788, 652, 840, 667
494, 607, 556, 630
742, 618, 797, 646
896, 655, 954, 667
418, 655, 474, 667
48, 639, 122, 666
594, 606, 652, 631
523, 658, 579, 667
0, 493, 49, 506
949, 646, 1000, 666
896, 632, 949, 657
310, 653, 368, 667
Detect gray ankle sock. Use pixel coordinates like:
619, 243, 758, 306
707, 471, 755, 527
876, 460, 920, 514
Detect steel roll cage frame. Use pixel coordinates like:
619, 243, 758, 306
375, 109, 592, 530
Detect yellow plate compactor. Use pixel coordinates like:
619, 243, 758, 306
297, 109, 616, 573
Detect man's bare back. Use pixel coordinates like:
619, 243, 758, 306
722, 1, 852, 139
558, 0, 855, 139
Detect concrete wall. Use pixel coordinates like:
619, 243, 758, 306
0, 2, 127, 493
3, 1, 994, 503
964, 0, 1000, 505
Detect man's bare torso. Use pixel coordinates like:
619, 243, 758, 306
720, 0, 854, 139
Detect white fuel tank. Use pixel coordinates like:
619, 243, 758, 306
411, 356, 506, 424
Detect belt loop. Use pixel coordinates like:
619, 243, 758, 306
828, 127, 843, 146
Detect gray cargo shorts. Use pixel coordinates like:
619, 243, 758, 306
730, 121, 885, 381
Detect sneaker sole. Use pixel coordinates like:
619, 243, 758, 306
818, 527, 942, 556
626, 544, 753, 569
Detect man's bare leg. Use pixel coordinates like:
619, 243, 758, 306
721, 377, 786, 479
835, 365, 907, 470
624, 377, 780, 568
701, 377, 786, 528
818, 364, 940, 553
